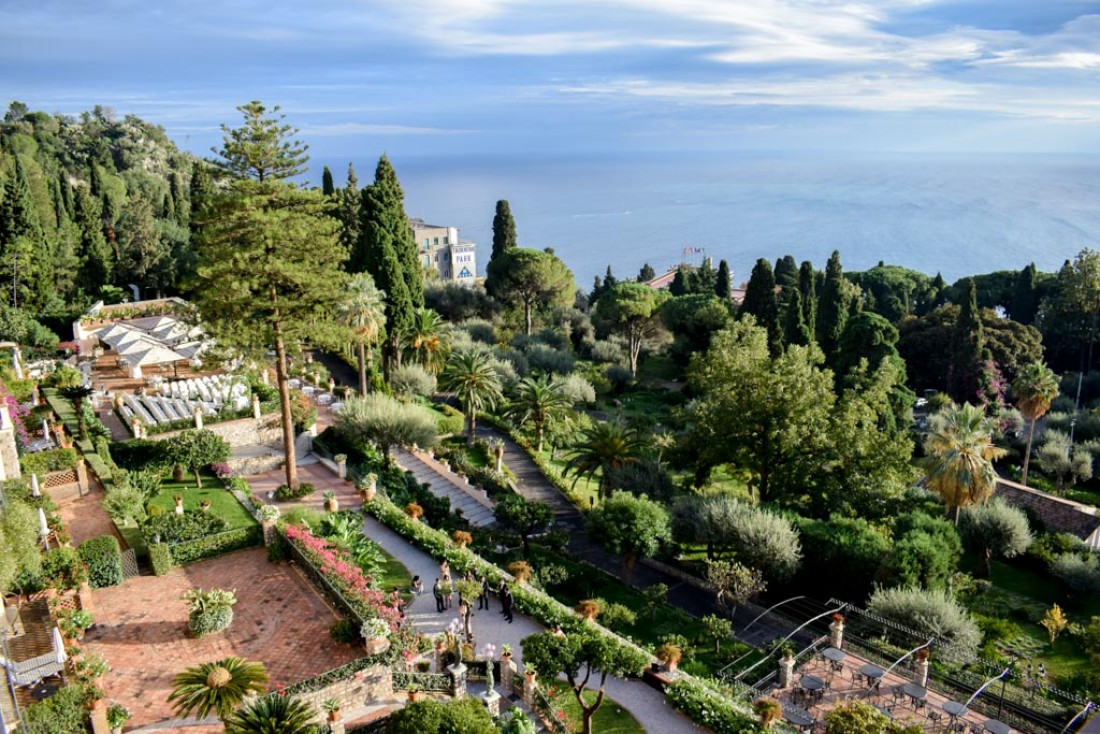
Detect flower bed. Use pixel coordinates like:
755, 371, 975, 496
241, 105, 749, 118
283, 524, 402, 631
666, 678, 775, 734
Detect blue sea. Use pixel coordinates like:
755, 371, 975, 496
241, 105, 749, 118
317, 152, 1100, 287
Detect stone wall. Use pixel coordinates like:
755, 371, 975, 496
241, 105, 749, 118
155, 414, 282, 448
292, 664, 395, 723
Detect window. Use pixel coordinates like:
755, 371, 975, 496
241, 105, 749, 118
434, 237, 439, 246
443, 236, 449, 245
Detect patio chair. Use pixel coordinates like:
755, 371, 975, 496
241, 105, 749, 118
890, 685, 905, 705
927, 710, 942, 731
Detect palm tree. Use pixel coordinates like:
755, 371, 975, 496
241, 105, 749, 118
440, 349, 503, 447
403, 307, 450, 374
564, 421, 644, 500
337, 272, 386, 395
224, 693, 317, 734
1013, 362, 1060, 486
507, 375, 574, 453
920, 402, 1007, 523
167, 657, 269, 723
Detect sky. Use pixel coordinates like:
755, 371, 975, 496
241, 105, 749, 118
3, 0, 1100, 161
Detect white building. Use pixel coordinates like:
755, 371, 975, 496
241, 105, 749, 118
410, 218, 477, 285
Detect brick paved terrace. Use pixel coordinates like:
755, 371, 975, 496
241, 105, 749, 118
83, 547, 360, 729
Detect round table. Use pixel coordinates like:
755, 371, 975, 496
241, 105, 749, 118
823, 647, 846, 662
783, 705, 815, 729
942, 700, 970, 724
860, 663, 884, 688
901, 682, 927, 707
983, 719, 1011, 734
872, 704, 895, 720
800, 675, 826, 691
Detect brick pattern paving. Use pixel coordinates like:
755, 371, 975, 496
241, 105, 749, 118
83, 548, 360, 729
56, 480, 123, 548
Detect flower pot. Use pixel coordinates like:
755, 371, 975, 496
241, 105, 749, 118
364, 485, 377, 502
365, 637, 390, 655
111, 727, 122, 734
326, 498, 339, 512
327, 710, 341, 722
408, 690, 422, 702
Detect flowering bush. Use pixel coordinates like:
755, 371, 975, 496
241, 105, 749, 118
284, 524, 401, 630
211, 463, 234, 478
666, 679, 765, 734
361, 618, 390, 639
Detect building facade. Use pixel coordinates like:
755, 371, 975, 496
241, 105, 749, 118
410, 218, 477, 285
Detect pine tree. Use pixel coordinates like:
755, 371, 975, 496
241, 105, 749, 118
693, 258, 717, 294
589, 275, 604, 305
774, 255, 798, 289
337, 163, 360, 258
0, 155, 42, 247
797, 261, 816, 339
169, 172, 188, 226
73, 186, 112, 295
638, 263, 656, 283
321, 165, 334, 196
816, 250, 849, 358
603, 265, 618, 293
670, 267, 689, 296
212, 100, 308, 182
715, 259, 732, 301
739, 258, 781, 355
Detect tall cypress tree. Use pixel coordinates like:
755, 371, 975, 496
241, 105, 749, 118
0, 155, 42, 246
797, 260, 817, 339
739, 258, 781, 355
73, 186, 112, 294
321, 165, 335, 196
774, 254, 798, 290
337, 163, 360, 260
783, 287, 813, 346
491, 199, 517, 260
1010, 263, 1039, 325
670, 266, 689, 297
948, 278, 985, 402
169, 172, 188, 226
816, 250, 849, 359
715, 259, 732, 301
189, 164, 212, 244
638, 262, 656, 283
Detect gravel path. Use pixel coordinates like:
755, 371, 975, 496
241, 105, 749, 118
360, 513, 698, 733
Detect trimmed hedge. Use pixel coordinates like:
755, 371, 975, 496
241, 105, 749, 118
169, 526, 263, 565
143, 511, 228, 544
77, 535, 123, 588
149, 542, 173, 575
20, 447, 79, 476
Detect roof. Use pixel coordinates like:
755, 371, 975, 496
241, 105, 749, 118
994, 478, 1100, 542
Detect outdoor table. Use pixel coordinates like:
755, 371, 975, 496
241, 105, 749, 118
823, 647, 846, 662
783, 704, 816, 730
860, 663, 884, 688
983, 719, 1011, 734
800, 675, 826, 692
872, 704, 894, 720
942, 700, 969, 725
901, 682, 927, 708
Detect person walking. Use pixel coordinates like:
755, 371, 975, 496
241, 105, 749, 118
498, 580, 508, 616
432, 578, 445, 613
443, 574, 454, 609
478, 574, 491, 610
501, 584, 514, 624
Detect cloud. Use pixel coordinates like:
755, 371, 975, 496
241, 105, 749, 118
302, 122, 474, 136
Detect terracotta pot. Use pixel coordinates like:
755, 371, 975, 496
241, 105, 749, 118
407, 690, 422, 702
327, 710, 341, 722
326, 498, 339, 512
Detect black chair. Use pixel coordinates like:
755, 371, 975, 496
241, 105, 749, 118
927, 710, 942, 732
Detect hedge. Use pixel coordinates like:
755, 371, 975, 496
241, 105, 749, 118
168, 525, 263, 565
77, 535, 123, 588
666, 679, 772, 734
19, 447, 79, 476
149, 542, 173, 576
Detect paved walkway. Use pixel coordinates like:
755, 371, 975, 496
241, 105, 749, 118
393, 447, 497, 527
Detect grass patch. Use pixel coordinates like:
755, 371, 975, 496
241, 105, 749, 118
549, 688, 646, 734
147, 470, 257, 531
375, 545, 414, 597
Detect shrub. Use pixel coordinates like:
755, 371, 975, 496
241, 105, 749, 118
459, 319, 496, 344
558, 373, 596, 405
142, 511, 228, 544
169, 526, 262, 565
274, 482, 316, 501
184, 588, 237, 636
1028, 532, 1085, 565
588, 339, 626, 366
525, 344, 574, 375
20, 682, 87, 734
605, 365, 633, 392
1050, 553, 1100, 593
149, 542, 173, 575
78, 535, 123, 588
330, 619, 360, 644
391, 364, 437, 399
666, 678, 761, 734
40, 547, 86, 589
102, 484, 147, 526
867, 587, 982, 658
606, 458, 675, 502
109, 438, 170, 471
19, 447, 79, 476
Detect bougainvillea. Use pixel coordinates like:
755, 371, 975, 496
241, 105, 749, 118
284, 524, 402, 630
0, 380, 30, 449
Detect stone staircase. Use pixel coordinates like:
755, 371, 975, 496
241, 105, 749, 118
393, 449, 497, 528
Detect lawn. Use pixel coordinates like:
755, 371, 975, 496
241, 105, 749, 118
147, 470, 258, 531
550, 688, 646, 734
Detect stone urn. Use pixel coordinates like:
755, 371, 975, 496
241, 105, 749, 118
365, 636, 390, 655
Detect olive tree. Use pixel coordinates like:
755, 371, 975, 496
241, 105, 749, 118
959, 500, 1032, 577
585, 491, 670, 583
335, 393, 438, 466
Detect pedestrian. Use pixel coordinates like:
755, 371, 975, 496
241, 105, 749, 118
411, 575, 423, 596
439, 558, 450, 579
432, 578, 445, 613
501, 585, 514, 624
478, 575, 491, 610
498, 580, 508, 616
443, 575, 454, 609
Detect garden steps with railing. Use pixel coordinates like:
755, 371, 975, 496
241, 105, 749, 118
392, 448, 498, 528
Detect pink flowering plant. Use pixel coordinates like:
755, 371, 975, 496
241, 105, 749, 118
285, 524, 402, 630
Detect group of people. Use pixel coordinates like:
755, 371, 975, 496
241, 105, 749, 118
414, 559, 516, 624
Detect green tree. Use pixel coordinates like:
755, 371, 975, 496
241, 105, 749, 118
669, 266, 689, 296
73, 185, 113, 295
959, 499, 1032, 577
921, 403, 1007, 523
738, 258, 780, 355
321, 165, 334, 197
948, 278, 985, 403
486, 248, 575, 336
440, 349, 504, 446
164, 430, 231, 488
403, 307, 450, 374
493, 495, 554, 555
167, 657, 269, 723
115, 194, 165, 291
0, 499, 44, 597
336, 272, 386, 395
387, 697, 498, 734
816, 250, 851, 360
798, 260, 817, 333
877, 513, 961, 591
1036, 429, 1093, 491
0, 154, 42, 249
491, 199, 517, 261
521, 629, 649, 734
714, 259, 732, 300
782, 287, 812, 347
337, 162, 360, 257
508, 375, 574, 452
833, 311, 901, 382
334, 393, 438, 467
191, 101, 348, 493
705, 560, 766, 619
564, 421, 644, 500
585, 491, 670, 582
638, 262, 656, 283
701, 614, 732, 654
224, 694, 318, 734
660, 293, 732, 365
594, 281, 668, 377
1012, 362, 1060, 486
1009, 262, 1040, 324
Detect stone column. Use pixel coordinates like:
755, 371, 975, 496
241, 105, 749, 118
336, 456, 347, 480
329, 720, 346, 734
482, 689, 501, 717
448, 662, 468, 699
500, 655, 516, 694
778, 656, 796, 689
916, 656, 930, 687
0, 406, 21, 481
77, 581, 95, 614
193, 406, 204, 430
328, 377, 336, 393
829, 617, 845, 649
89, 699, 110, 734
261, 520, 276, 547
75, 459, 89, 496
434, 644, 447, 673
252, 394, 262, 420
522, 670, 537, 708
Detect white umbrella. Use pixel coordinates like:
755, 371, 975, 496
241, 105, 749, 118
51, 626, 67, 664
37, 507, 49, 543
30, 473, 40, 498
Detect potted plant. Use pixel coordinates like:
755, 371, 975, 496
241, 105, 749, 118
507, 560, 532, 585
655, 643, 682, 672
407, 685, 422, 702
452, 530, 473, 549
364, 473, 378, 501
324, 490, 339, 512
361, 618, 391, 655
404, 501, 424, 521
753, 697, 783, 728
416, 660, 431, 673
106, 702, 131, 734
501, 643, 513, 662
199, 498, 212, 513
575, 599, 601, 622
257, 504, 280, 524
779, 642, 795, 662
322, 698, 341, 722
173, 493, 184, 515
60, 609, 95, 641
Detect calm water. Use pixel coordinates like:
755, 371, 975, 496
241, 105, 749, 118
316, 152, 1100, 286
